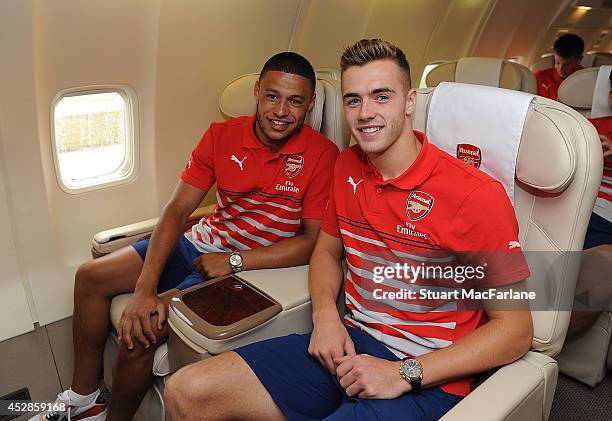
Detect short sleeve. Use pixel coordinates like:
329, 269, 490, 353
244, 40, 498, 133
301, 145, 339, 219
535, 71, 548, 98
320, 164, 340, 237
444, 181, 530, 287
181, 126, 216, 191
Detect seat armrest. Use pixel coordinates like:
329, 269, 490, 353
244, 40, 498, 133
91, 204, 216, 257
441, 352, 558, 421
169, 265, 313, 355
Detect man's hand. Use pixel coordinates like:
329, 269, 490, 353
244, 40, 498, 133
118, 291, 166, 350
193, 252, 231, 277
335, 354, 410, 399
308, 308, 356, 374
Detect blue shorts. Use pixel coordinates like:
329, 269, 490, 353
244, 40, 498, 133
584, 213, 612, 249
235, 326, 462, 421
132, 235, 206, 292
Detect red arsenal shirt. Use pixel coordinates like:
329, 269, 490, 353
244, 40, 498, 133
182, 115, 339, 252
321, 131, 530, 396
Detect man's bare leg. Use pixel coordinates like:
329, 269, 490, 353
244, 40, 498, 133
106, 291, 176, 421
165, 352, 287, 421
71, 246, 145, 394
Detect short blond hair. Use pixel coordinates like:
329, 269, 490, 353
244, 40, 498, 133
340, 39, 412, 88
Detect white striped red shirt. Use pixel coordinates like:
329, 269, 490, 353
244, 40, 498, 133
181, 115, 338, 253
321, 132, 530, 396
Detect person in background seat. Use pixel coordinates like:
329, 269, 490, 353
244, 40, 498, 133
567, 69, 612, 339
535, 34, 584, 101
30, 52, 338, 421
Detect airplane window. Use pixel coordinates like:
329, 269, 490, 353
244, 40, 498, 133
51, 87, 138, 192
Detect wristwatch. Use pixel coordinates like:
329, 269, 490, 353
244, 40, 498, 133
229, 251, 243, 273
399, 358, 423, 393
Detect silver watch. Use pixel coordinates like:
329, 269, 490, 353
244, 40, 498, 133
229, 251, 243, 273
399, 358, 423, 393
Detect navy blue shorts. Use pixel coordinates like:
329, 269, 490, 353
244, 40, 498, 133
132, 236, 206, 292
584, 213, 612, 249
235, 326, 462, 421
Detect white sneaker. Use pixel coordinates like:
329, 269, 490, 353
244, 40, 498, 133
28, 389, 107, 421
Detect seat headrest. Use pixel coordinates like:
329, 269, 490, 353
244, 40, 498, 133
557, 67, 598, 110
219, 73, 325, 131
530, 55, 554, 73
426, 82, 534, 203
426, 58, 524, 91
416, 87, 576, 194
514, 62, 538, 94
581, 52, 612, 68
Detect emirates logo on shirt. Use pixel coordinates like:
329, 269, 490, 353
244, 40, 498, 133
406, 191, 434, 221
456, 143, 481, 168
285, 155, 304, 178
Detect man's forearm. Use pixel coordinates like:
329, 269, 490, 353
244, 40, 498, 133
417, 310, 533, 389
308, 243, 344, 323
240, 233, 317, 271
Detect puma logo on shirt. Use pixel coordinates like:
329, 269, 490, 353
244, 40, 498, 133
231, 155, 247, 171
347, 176, 363, 194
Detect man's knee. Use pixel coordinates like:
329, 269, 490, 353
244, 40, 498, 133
165, 354, 237, 412
165, 362, 213, 417
74, 260, 103, 297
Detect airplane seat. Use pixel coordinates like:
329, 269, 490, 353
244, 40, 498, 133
556, 66, 612, 387
515, 62, 538, 94
582, 52, 612, 68
412, 82, 601, 420
316, 67, 341, 80
95, 71, 348, 421
558, 67, 599, 119
425, 57, 535, 93
531, 54, 554, 73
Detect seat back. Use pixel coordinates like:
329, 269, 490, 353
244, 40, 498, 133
582, 52, 612, 68
558, 67, 599, 119
531, 54, 554, 73
219, 72, 350, 150
425, 57, 534, 92
515, 62, 538, 94
414, 84, 602, 357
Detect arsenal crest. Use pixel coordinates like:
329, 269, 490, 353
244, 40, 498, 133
406, 191, 434, 221
456, 143, 481, 168
284, 155, 304, 178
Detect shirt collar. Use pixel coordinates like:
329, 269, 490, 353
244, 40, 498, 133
242, 114, 308, 155
363, 131, 439, 190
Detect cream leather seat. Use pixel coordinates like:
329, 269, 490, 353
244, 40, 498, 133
582, 52, 612, 68
412, 84, 601, 419
425, 57, 537, 93
531, 54, 554, 73
95, 71, 350, 420
556, 67, 612, 387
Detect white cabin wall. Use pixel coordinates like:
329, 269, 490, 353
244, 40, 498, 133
154, 0, 302, 206
290, 0, 494, 89
0, 0, 162, 334
0, 0, 52, 336
470, 0, 567, 64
